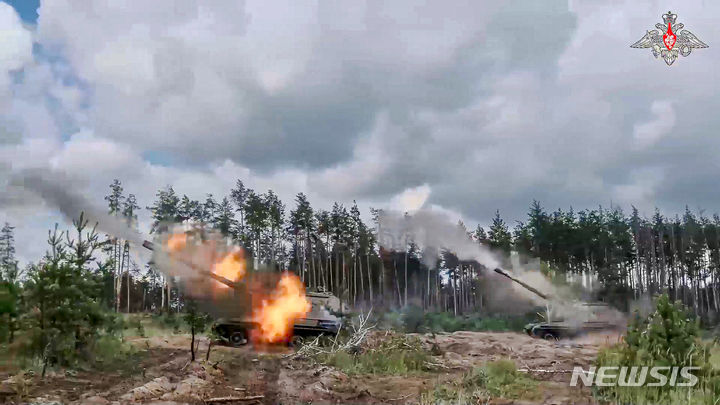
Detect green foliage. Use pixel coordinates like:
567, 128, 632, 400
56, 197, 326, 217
183, 301, 210, 334
322, 335, 430, 375
19, 216, 123, 374
86, 334, 138, 371
184, 300, 210, 361
156, 312, 182, 333
594, 294, 720, 404
423, 359, 539, 403
393, 307, 537, 333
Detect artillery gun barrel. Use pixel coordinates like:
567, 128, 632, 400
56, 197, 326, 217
493, 268, 549, 300
141, 240, 239, 290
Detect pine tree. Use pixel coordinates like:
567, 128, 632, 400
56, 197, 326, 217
24, 217, 107, 375
289, 193, 315, 283
488, 210, 512, 254
0, 222, 20, 343
0, 223, 18, 282
214, 197, 237, 238
184, 300, 210, 362
201, 194, 218, 224
474, 225, 489, 245
147, 186, 181, 233
178, 195, 201, 223
264, 191, 285, 268
230, 180, 250, 241
104, 179, 124, 215
244, 191, 268, 264
122, 194, 140, 227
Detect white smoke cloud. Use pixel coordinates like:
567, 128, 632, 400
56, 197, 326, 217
378, 208, 500, 270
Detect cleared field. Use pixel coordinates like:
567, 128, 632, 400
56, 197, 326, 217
1, 329, 606, 404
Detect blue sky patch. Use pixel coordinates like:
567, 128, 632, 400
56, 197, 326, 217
2, 0, 39, 23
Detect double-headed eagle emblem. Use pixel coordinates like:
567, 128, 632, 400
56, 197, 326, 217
631, 11, 707, 66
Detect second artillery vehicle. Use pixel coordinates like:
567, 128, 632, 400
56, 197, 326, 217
142, 240, 342, 346
493, 268, 621, 340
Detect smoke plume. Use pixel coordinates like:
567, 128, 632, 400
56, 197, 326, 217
2, 168, 143, 246
377, 209, 500, 269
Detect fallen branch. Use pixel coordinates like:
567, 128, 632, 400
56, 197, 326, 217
285, 308, 375, 360
517, 368, 574, 374
205, 395, 264, 403
388, 393, 413, 401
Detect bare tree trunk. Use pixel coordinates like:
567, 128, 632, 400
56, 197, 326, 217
353, 249, 359, 305
308, 236, 315, 289
115, 239, 122, 313
659, 226, 667, 292
127, 271, 131, 313
426, 263, 431, 310
190, 327, 196, 361
366, 254, 373, 302
358, 250, 365, 302
393, 258, 402, 307
703, 278, 711, 315
404, 249, 408, 307
452, 268, 457, 316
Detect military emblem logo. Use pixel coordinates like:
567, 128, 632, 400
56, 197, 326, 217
631, 11, 707, 66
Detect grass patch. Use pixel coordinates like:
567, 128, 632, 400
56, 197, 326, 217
421, 359, 540, 404
321, 334, 430, 375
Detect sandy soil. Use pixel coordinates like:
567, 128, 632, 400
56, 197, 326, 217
1, 331, 612, 404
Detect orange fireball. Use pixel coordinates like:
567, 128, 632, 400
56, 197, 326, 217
252, 273, 311, 343
212, 249, 246, 286
164, 233, 187, 252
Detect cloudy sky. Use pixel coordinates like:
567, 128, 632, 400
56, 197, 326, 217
1, 0, 719, 264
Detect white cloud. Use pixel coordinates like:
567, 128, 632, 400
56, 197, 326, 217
3, 0, 720, 265
633, 101, 675, 148
0, 3, 33, 92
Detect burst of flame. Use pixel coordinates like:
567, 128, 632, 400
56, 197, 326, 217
212, 249, 246, 286
252, 273, 311, 343
164, 233, 187, 252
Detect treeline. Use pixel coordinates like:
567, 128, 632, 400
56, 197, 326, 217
3, 179, 720, 327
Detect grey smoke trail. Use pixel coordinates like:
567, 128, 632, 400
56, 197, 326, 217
378, 209, 552, 312
2, 168, 143, 245
377, 209, 500, 269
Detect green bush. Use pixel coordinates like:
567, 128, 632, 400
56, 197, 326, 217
89, 335, 138, 371
402, 305, 425, 333
423, 359, 539, 403
158, 313, 182, 333
594, 294, 720, 404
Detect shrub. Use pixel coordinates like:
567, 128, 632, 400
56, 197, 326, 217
402, 305, 425, 333
158, 312, 182, 333
89, 335, 138, 371
594, 294, 720, 404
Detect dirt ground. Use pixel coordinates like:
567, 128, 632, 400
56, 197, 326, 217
0, 331, 613, 405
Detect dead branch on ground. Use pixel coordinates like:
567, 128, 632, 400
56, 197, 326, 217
285, 308, 374, 360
